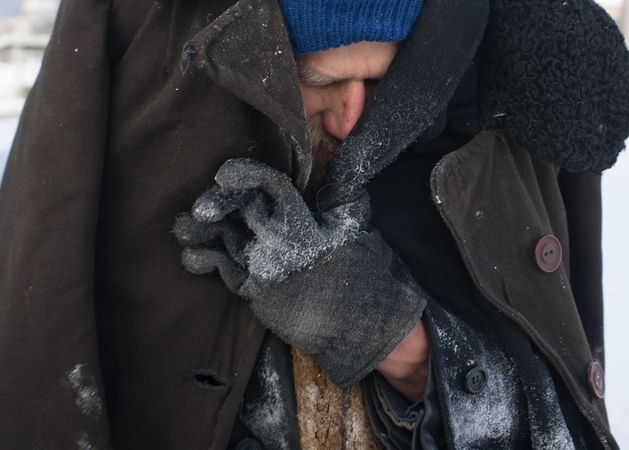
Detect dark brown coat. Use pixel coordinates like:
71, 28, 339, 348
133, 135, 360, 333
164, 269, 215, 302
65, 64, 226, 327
0, 0, 620, 448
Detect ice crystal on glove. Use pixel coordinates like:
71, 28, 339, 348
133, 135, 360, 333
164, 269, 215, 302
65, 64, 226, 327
174, 158, 428, 387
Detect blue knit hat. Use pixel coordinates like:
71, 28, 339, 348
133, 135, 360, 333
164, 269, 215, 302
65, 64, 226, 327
279, 0, 424, 55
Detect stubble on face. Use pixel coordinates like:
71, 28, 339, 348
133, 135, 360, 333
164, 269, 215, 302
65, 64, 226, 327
297, 41, 399, 207
304, 122, 342, 208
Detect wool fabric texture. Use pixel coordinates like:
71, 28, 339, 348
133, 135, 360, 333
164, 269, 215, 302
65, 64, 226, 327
278, 0, 424, 54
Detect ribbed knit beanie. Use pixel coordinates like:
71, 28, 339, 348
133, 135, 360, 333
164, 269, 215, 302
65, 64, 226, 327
278, 0, 424, 55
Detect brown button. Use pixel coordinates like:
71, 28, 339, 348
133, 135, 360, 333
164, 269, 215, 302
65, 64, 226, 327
587, 362, 605, 399
534, 235, 562, 273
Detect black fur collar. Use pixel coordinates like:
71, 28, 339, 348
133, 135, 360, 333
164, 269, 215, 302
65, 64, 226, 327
479, 0, 629, 173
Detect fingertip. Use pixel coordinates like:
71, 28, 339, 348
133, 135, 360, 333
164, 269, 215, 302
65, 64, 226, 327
192, 186, 242, 222
181, 247, 218, 275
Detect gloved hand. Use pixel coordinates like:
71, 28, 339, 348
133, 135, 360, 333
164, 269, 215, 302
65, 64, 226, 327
174, 158, 427, 387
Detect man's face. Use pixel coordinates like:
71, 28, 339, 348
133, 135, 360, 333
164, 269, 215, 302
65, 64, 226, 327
297, 41, 399, 170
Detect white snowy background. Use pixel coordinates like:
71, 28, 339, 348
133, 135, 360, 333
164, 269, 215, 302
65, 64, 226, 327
601, 149, 629, 448
1, 0, 628, 447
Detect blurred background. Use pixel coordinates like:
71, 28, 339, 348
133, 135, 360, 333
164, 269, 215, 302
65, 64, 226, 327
0, 0, 628, 446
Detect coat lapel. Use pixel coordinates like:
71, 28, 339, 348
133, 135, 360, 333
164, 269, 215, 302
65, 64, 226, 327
189, 0, 312, 189
320, 0, 489, 208
430, 130, 608, 435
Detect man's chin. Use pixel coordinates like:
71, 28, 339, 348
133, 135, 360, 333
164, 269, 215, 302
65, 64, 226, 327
309, 124, 342, 173
305, 124, 342, 207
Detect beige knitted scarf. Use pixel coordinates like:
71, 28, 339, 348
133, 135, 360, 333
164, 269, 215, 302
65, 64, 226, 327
292, 347, 384, 449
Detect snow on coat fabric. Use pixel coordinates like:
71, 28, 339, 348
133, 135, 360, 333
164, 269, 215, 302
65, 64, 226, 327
0, 0, 627, 449
190, 0, 627, 448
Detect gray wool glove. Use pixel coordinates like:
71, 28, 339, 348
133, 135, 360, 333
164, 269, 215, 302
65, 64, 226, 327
174, 158, 427, 388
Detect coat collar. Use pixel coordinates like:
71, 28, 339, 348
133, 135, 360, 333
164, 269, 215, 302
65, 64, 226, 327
188, 0, 490, 196
320, 0, 489, 209
479, 0, 629, 173
189, 0, 312, 190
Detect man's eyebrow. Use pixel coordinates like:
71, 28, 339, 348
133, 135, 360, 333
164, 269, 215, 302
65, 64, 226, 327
296, 60, 339, 86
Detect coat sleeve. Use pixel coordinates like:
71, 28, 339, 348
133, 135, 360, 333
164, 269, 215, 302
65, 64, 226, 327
0, 0, 113, 447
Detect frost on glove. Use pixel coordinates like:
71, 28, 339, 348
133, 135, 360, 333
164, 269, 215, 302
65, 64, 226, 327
174, 158, 427, 388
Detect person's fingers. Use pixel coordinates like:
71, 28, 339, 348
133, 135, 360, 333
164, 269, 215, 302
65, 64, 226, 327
173, 213, 218, 246
182, 247, 247, 291
215, 158, 304, 210
239, 190, 275, 237
174, 213, 251, 254
192, 185, 253, 223
217, 159, 319, 241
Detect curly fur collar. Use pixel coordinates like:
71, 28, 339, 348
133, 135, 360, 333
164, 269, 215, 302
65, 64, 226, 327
479, 0, 629, 173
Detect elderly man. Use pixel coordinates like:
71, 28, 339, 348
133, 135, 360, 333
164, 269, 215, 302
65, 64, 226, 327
1, 0, 628, 449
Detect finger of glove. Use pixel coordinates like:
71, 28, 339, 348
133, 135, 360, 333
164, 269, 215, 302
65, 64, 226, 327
238, 186, 329, 272
238, 190, 274, 236
214, 220, 253, 267
173, 213, 251, 261
182, 247, 247, 292
192, 185, 254, 223
318, 187, 371, 234
217, 159, 317, 240
173, 213, 220, 246
215, 159, 305, 213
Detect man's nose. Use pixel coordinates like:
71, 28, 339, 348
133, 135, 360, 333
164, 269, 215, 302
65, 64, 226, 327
322, 80, 367, 142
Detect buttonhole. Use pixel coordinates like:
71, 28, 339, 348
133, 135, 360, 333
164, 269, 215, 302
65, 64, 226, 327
190, 369, 230, 390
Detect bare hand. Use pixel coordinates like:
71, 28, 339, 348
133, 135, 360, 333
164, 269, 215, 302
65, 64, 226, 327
375, 319, 429, 403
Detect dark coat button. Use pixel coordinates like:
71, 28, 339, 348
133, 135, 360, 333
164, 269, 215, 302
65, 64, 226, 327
465, 366, 488, 394
236, 438, 262, 450
587, 362, 605, 399
534, 235, 562, 273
